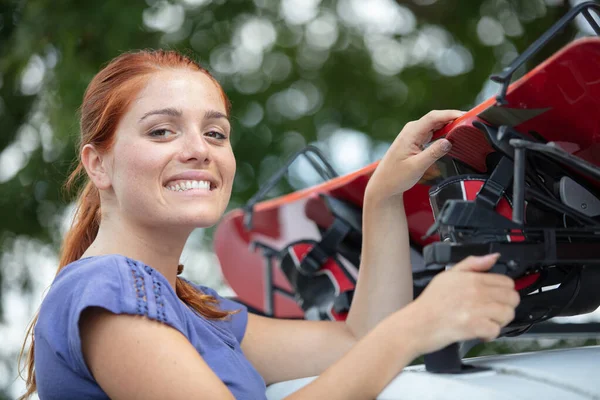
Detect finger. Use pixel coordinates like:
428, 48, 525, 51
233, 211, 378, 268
483, 303, 515, 327
453, 253, 501, 273
411, 110, 465, 143
411, 138, 452, 170
484, 287, 521, 308
479, 273, 515, 289
474, 319, 501, 342
423, 130, 434, 144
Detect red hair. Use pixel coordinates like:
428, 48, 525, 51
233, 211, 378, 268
18, 49, 234, 399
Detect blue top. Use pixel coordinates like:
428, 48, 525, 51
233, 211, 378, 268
34, 254, 267, 399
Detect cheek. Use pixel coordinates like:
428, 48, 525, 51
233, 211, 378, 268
112, 143, 162, 192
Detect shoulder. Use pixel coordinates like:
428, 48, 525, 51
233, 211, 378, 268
35, 255, 188, 378
38, 255, 125, 320
42, 254, 176, 319
40, 254, 188, 327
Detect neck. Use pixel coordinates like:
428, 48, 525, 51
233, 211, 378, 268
81, 214, 191, 290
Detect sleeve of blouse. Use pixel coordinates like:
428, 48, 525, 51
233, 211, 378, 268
55, 256, 188, 380
195, 284, 249, 344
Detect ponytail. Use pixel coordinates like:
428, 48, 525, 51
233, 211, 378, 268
176, 278, 236, 320
174, 263, 234, 320
59, 185, 101, 267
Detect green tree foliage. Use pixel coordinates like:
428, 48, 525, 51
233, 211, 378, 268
0, 0, 583, 396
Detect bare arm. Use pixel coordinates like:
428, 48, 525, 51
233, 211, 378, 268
285, 306, 422, 400
81, 305, 414, 400
346, 110, 463, 338
80, 304, 419, 400
80, 307, 236, 400
241, 315, 357, 385
81, 254, 518, 399
345, 195, 412, 337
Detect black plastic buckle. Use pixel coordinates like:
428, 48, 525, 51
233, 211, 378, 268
475, 157, 514, 210
299, 218, 352, 275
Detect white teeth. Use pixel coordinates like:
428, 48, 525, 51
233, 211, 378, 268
165, 180, 212, 192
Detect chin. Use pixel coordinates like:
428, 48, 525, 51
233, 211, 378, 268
155, 203, 227, 230
178, 213, 222, 229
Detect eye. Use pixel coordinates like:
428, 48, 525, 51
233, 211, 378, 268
148, 128, 176, 139
205, 130, 227, 140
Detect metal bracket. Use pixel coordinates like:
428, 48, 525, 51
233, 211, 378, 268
243, 145, 338, 230
249, 241, 296, 317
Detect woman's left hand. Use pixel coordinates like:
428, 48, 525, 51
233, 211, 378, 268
366, 109, 463, 204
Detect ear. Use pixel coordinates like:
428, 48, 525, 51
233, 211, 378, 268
81, 144, 112, 190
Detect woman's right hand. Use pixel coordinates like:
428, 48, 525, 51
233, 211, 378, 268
404, 253, 521, 356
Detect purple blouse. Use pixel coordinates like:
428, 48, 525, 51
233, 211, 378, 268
34, 254, 266, 399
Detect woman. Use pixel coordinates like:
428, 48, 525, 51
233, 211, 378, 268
19, 49, 519, 399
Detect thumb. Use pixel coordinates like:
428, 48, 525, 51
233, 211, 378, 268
453, 253, 501, 273
412, 138, 452, 172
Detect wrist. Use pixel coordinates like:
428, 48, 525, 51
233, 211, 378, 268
377, 304, 426, 361
364, 188, 404, 211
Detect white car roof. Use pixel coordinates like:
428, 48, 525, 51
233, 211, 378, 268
266, 345, 600, 400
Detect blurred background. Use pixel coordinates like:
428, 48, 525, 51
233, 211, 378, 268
1, 0, 599, 398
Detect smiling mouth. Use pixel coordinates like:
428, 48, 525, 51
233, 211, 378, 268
164, 180, 216, 192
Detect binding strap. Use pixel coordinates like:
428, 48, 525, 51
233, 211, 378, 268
475, 156, 514, 209
299, 218, 352, 275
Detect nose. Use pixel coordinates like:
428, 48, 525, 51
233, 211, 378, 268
179, 129, 210, 164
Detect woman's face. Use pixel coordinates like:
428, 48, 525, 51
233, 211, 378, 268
103, 69, 235, 231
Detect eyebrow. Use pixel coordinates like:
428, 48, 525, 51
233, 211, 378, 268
204, 110, 229, 121
139, 107, 182, 122
138, 108, 229, 123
